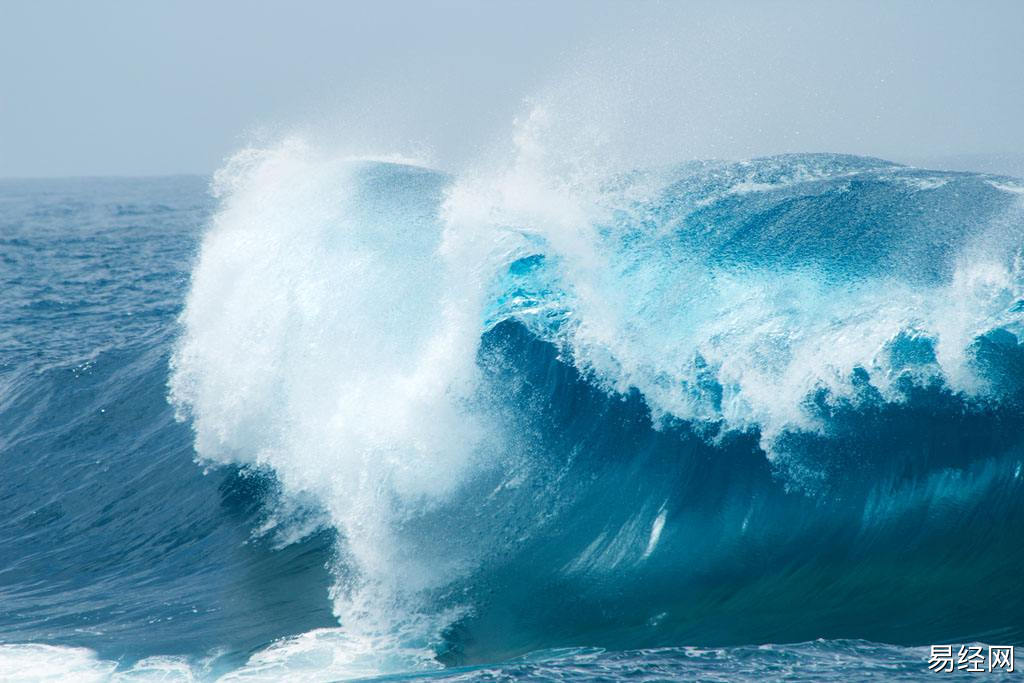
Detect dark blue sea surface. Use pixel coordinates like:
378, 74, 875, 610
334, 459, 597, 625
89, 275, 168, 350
0, 177, 336, 677
1, 155, 1022, 680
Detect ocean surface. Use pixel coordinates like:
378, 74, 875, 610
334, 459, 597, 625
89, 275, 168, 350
1, 149, 1023, 680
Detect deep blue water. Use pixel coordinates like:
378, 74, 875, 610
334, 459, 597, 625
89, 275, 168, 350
1, 155, 1023, 680
0, 177, 337, 676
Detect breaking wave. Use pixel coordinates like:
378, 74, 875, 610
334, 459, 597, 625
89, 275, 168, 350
162, 120, 1024, 677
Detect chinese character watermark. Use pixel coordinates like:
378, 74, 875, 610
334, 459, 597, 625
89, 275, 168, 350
929, 644, 1014, 673
929, 645, 954, 673
990, 646, 1015, 674
959, 645, 987, 673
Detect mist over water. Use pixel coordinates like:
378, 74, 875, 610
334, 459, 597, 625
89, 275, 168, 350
6, 1, 1024, 178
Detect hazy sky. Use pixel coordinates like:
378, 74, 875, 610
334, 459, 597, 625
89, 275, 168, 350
2, 0, 1023, 178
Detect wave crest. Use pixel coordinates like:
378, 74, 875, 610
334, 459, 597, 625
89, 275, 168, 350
170, 128, 1024, 673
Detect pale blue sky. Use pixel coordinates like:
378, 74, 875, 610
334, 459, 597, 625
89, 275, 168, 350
2, 0, 1023, 178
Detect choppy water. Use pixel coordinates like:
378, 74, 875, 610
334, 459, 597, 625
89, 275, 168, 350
1, 145, 1023, 680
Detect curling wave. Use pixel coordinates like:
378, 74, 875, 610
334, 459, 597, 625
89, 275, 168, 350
164, 133, 1024, 677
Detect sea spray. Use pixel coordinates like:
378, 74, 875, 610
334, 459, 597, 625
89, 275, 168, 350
168, 131, 1024, 671
170, 142, 508, 671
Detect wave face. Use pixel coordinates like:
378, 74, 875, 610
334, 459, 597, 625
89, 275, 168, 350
3, 142, 1024, 679
167, 140, 1024, 675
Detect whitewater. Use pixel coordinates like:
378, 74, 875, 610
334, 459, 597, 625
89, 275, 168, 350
1, 116, 1023, 680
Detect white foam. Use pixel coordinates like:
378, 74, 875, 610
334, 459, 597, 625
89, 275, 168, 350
0, 644, 116, 682
988, 179, 1024, 194
446, 109, 1024, 450
642, 507, 667, 560
218, 628, 440, 682
170, 139, 511, 673
0, 632, 438, 682
167, 117, 1024, 679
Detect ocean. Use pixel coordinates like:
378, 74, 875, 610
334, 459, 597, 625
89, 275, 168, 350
1, 148, 1022, 680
